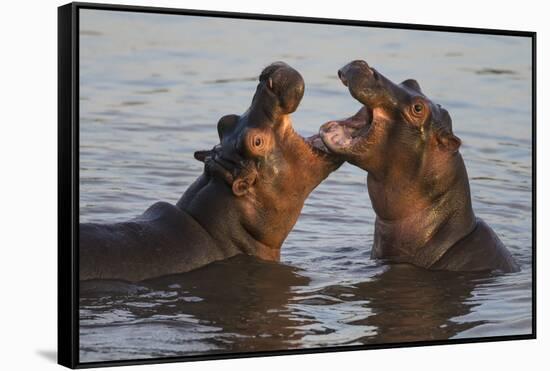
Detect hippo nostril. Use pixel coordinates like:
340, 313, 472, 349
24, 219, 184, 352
338, 69, 349, 86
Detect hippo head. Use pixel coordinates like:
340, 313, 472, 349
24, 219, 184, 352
319, 60, 463, 221
320, 60, 461, 178
193, 62, 341, 252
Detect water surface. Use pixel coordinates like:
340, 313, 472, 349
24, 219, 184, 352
79, 9, 533, 362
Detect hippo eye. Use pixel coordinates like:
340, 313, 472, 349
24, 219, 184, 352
410, 101, 427, 120
244, 130, 271, 157
253, 135, 264, 148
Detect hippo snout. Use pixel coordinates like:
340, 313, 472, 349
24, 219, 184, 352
337, 68, 348, 86
258, 61, 305, 114
338, 60, 402, 108
338, 60, 373, 85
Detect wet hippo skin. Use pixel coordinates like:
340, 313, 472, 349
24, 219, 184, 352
80, 62, 342, 282
320, 60, 519, 273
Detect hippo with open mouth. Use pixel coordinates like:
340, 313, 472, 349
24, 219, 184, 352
80, 62, 342, 282
320, 60, 519, 273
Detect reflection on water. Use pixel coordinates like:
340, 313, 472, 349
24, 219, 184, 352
80, 256, 310, 359
80, 257, 525, 361
79, 9, 533, 363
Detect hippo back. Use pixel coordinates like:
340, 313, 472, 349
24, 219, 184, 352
431, 218, 519, 273
79, 202, 229, 281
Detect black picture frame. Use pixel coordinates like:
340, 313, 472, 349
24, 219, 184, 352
58, 2, 537, 369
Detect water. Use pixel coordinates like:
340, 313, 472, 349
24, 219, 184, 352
78, 9, 533, 363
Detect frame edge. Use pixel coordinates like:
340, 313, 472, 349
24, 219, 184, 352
72, 1, 535, 36
58, 2, 78, 369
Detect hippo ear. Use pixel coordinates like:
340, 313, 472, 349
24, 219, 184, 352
231, 171, 257, 197
232, 179, 250, 196
217, 114, 240, 141
401, 79, 422, 93
436, 131, 461, 153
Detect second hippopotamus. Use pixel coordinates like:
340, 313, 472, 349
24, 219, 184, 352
320, 60, 519, 273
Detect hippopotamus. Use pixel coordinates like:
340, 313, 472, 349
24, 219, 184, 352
319, 60, 519, 273
80, 62, 341, 282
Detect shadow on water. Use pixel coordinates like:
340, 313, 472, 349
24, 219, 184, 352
80, 255, 311, 357
357, 265, 488, 343
294, 264, 490, 345
80, 258, 494, 360
145, 255, 311, 352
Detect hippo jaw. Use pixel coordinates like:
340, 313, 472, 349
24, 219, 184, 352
320, 60, 402, 160
304, 132, 334, 154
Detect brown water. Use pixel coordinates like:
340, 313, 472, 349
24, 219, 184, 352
78, 9, 533, 363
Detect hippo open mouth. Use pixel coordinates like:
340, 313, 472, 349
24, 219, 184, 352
319, 106, 373, 154
320, 60, 404, 156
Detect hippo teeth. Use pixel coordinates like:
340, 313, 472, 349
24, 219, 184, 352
325, 122, 354, 146
319, 106, 374, 154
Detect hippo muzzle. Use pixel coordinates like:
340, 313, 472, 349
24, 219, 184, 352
338, 60, 407, 109
319, 59, 447, 169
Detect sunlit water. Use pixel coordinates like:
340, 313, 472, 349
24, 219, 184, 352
78, 9, 533, 363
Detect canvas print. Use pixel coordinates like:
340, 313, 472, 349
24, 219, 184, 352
75, 6, 533, 365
